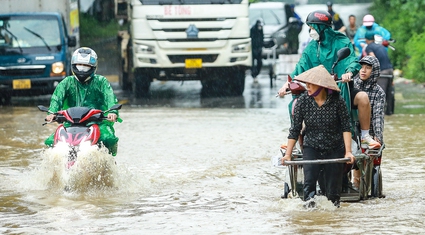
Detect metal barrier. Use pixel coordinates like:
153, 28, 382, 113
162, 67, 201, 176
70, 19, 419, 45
266, 46, 300, 87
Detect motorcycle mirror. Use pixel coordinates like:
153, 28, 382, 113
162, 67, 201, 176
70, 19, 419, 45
336, 47, 351, 62
38, 105, 50, 112
106, 104, 122, 112
331, 47, 351, 75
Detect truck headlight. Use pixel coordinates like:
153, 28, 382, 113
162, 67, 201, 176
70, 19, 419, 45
135, 44, 155, 54
51, 62, 64, 75
232, 43, 250, 53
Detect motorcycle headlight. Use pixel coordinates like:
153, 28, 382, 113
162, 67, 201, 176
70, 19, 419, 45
232, 43, 250, 53
51, 62, 64, 74
135, 43, 155, 54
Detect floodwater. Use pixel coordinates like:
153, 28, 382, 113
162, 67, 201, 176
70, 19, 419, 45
1, 73, 425, 234
2, 3, 424, 234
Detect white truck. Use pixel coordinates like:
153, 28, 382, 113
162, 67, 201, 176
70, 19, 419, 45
115, 0, 251, 97
0, 0, 79, 104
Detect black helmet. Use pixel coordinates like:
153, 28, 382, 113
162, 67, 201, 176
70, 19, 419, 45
71, 47, 98, 83
306, 10, 332, 27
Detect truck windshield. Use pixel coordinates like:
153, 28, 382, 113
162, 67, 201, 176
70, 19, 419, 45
140, 0, 242, 4
0, 15, 61, 49
249, 8, 286, 26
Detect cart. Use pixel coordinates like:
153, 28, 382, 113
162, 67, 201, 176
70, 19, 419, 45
272, 144, 385, 202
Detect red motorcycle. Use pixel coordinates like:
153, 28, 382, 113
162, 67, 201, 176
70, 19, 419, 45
38, 104, 122, 169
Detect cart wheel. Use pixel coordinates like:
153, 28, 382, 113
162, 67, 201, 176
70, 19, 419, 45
371, 165, 383, 198
281, 182, 291, 199
358, 172, 368, 200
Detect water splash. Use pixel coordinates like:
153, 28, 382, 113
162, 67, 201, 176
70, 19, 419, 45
20, 142, 147, 197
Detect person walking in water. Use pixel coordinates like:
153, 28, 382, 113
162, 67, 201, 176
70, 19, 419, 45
250, 19, 264, 83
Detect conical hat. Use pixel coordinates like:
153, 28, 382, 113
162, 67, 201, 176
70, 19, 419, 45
294, 65, 340, 92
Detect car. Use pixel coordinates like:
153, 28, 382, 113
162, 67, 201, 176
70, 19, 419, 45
249, 2, 302, 56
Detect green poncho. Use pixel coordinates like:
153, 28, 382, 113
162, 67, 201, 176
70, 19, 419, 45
45, 74, 120, 156
288, 24, 361, 129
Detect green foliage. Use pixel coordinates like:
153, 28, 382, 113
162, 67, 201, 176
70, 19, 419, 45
79, 13, 122, 45
405, 33, 425, 82
370, 0, 425, 83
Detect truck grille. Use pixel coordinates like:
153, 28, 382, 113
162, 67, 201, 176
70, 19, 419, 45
168, 54, 218, 63
0, 66, 46, 77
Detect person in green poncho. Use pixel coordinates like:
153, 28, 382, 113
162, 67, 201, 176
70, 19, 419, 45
277, 10, 380, 150
44, 47, 120, 156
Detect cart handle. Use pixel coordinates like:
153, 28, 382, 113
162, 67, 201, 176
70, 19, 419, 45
284, 158, 350, 165
284, 153, 369, 165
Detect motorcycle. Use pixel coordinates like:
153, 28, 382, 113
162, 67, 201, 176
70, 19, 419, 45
38, 104, 122, 191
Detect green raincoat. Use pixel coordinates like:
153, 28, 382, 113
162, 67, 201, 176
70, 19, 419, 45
289, 24, 361, 127
45, 74, 120, 156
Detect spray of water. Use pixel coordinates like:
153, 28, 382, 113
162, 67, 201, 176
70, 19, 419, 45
27, 142, 115, 192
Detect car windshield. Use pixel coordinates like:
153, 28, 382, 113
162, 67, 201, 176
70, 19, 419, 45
249, 8, 286, 26
140, 0, 243, 4
0, 15, 61, 49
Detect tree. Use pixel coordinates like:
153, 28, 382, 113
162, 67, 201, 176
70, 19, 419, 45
370, 0, 425, 82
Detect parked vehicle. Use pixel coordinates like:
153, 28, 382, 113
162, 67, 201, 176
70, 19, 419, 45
249, 2, 301, 57
115, 0, 251, 97
0, 0, 79, 105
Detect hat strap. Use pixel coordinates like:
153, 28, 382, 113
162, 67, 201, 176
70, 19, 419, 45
309, 87, 323, 97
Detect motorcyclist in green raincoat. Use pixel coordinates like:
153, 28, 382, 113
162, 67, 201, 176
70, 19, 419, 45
278, 10, 380, 150
45, 47, 120, 156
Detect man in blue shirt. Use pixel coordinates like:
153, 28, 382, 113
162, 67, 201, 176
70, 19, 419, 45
354, 14, 391, 57
364, 31, 394, 115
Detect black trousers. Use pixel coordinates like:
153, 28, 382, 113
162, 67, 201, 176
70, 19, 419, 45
251, 48, 262, 78
302, 146, 344, 203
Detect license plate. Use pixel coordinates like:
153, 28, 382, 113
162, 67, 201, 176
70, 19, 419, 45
185, 58, 202, 68
13, 79, 31, 89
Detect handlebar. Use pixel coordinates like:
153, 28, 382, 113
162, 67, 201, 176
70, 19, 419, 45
39, 104, 123, 126
275, 89, 292, 98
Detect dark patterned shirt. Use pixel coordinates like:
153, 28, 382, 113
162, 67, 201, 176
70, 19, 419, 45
288, 92, 351, 151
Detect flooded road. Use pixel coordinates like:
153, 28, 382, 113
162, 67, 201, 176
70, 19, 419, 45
1, 72, 425, 234
2, 3, 424, 234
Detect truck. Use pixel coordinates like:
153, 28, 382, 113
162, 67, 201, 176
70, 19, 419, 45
0, 0, 79, 104
115, 0, 251, 97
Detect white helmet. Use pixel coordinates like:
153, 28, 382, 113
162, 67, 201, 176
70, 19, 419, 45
71, 47, 98, 83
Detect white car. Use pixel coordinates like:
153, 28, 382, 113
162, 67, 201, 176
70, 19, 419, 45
249, 2, 289, 49
249, 2, 302, 57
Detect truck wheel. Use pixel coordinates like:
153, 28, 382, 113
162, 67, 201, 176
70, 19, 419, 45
120, 72, 131, 91
0, 93, 12, 105
133, 74, 150, 98
200, 80, 218, 97
119, 58, 131, 91
229, 69, 245, 96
